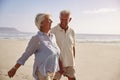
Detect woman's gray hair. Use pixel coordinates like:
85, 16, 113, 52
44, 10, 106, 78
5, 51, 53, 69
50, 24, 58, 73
35, 13, 46, 30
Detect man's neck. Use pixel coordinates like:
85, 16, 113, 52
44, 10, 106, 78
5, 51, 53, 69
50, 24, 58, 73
59, 24, 68, 32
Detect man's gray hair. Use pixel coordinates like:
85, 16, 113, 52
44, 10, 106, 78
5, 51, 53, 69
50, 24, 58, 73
60, 10, 71, 17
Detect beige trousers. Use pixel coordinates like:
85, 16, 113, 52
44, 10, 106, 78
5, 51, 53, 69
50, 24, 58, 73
54, 66, 75, 79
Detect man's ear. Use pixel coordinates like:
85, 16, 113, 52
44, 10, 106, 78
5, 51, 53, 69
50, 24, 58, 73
69, 18, 72, 22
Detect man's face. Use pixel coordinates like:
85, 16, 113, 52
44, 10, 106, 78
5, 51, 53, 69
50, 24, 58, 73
60, 14, 70, 28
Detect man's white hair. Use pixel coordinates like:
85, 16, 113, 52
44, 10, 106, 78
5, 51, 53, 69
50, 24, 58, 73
60, 10, 71, 17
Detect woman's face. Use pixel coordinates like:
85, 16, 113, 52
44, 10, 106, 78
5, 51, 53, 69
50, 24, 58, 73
40, 15, 52, 33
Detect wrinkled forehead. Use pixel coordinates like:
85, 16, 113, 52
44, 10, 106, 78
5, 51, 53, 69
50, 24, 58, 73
60, 13, 70, 19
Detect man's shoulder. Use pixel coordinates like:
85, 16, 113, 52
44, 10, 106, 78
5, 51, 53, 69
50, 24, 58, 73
52, 25, 59, 30
51, 25, 60, 33
68, 27, 75, 33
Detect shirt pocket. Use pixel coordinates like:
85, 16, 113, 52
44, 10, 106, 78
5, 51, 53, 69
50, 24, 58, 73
67, 35, 74, 45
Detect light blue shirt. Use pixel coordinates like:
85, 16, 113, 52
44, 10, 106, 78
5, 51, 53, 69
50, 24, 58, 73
17, 31, 60, 79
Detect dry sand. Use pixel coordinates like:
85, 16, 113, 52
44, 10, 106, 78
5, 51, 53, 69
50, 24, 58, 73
1, 39, 120, 80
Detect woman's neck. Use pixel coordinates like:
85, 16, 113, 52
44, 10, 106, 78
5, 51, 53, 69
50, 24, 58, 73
41, 31, 50, 36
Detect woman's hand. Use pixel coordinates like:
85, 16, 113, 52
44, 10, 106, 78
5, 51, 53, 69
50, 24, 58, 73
8, 67, 17, 78
8, 63, 21, 78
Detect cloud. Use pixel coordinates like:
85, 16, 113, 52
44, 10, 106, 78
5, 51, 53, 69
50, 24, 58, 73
82, 8, 118, 14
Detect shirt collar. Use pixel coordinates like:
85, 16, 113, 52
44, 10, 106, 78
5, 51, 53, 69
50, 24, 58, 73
38, 31, 53, 37
57, 24, 70, 31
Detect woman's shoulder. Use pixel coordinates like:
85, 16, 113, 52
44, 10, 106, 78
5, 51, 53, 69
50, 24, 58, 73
30, 34, 39, 41
50, 32, 55, 37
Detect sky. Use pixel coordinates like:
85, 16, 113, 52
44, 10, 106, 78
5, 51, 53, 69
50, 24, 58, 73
0, 0, 120, 34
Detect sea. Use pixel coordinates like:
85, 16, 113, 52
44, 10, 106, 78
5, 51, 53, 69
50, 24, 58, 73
0, 32, 120, 43
76, 34, 120, 43
0, 31, 35, 39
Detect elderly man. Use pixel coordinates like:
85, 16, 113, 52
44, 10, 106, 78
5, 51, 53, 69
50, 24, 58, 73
51, 10, 76, 80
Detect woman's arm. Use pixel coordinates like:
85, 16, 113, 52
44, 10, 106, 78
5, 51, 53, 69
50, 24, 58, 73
8, 35, 39, 78
17, 35, 39, 65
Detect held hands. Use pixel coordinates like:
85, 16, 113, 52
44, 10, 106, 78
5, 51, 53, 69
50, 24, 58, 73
58, 60, 64, 74
8, 67, 17, 78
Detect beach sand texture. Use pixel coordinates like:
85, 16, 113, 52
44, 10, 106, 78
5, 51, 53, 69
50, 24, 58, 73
1, 39, 120, 80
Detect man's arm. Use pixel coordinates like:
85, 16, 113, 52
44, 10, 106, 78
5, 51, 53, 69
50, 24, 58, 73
73, 46, 75, 58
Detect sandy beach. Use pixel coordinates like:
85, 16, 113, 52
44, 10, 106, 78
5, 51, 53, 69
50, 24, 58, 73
1, 39, 120, 80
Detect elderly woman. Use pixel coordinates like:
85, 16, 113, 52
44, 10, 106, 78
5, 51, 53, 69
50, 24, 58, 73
8, 13, 60, 80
